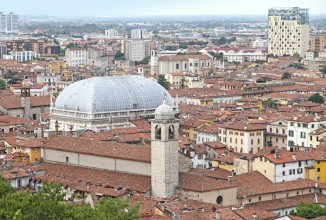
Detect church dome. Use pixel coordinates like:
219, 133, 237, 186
54, 75, 173, 113
155, 100, 175, 120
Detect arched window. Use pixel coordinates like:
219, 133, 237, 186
155, 125, 161, 140
169, 125, 175, 140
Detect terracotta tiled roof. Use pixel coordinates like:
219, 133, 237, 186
264, 149, 313, 164
16, 138, 43, 148
28, 162, 150, 193
158, 54, 211, 61
233, 207, 278, 220
225, 121, 266, 131
0, 95, 50, 109
246, 193, 326, 211
44, 136, 151, 163
233, 171, 315, 198
179, 172, 235, 192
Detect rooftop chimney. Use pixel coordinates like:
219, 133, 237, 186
292, 153, 297, 160
252, 213, 257, 219
275, 151, 281, 159
55, 120, 59, 136
215, 211, 221, 220
228, 176, 233, 184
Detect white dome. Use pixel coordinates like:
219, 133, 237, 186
154, 100, 175, 120
54, 75, 173, 113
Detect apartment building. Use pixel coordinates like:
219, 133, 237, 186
287, 115, 326, 150
219, 122, 266, 154
0, 42, 6, 58
65, 48, 88, 67
3, 51, 40, 62
124, 39, 151, 61
158, 54, 212, 75
265, 119, 288, 149
252, 149, 313, 183
268, 7, 309, 57
0, 12, 18, 35
105, 29, 119, 39
130, 29, 150, 39
222, 50, 267, 63
196, 124, 219, 144
311, 34, 326, 52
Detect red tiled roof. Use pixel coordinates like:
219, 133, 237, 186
179, 172, 235, 192
158, 54, 211, 61
44, 136, 151, 163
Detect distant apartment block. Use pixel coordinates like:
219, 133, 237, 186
268, 7, 309, 57
124, 39, 151, 61
0, 12, 18, 35
65, 48, 88, 67
311, 34, 326, 52
3, 51, 40, 62
222, 49, 267, 63
158, 54, 212, 75
105, 29, 119, 39
252, 39, 268, 48
131, 29, 151, 39
0, 42, 6, 58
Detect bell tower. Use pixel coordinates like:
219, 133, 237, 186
151, 100, 179, 198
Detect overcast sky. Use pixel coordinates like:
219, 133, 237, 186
1, 0, 325, 17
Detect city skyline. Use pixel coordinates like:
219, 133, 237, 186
1, 0, 325, 17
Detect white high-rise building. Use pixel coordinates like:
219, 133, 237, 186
124, 39, 151, 61
6, 12, 18, 35
268, 7, 309, 57
105, 29, 119, 39
0, 12, 18, 35
130, 29, 151, 39
0, 12, 6, 34
131, 29, 143, 39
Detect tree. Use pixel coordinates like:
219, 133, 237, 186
320, 66, 326, 74
0, 176, 14, 199
293, 52, 301, 58
0, 180, 140, 220
114, 50, 125, 61
290, 203, 326, 219
95, 197, 140, 220
282, 72, 292, 79
134, 56, 150, 65
157, 75, 170, 90
308, 93, 324, 104
262, 98, 279, 109
0, 80, 6, 90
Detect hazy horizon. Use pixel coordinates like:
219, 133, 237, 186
1, 0, 325, 17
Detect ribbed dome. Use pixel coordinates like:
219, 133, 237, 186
54, 75, 173, 113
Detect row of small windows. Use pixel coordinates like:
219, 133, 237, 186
175, 62, 210, 69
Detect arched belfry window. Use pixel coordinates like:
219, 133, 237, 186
155, 125, 161, 140
169, 125, 175, 140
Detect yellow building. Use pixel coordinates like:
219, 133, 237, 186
48, 61, 67, 74
165, 72, 184, 88
219, 122, 265, 154
309, 127, 326, 148
180, 119, 208, 141
308, 149, 326, 183
15, 138, 43, 163
212, 157, 234, 171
